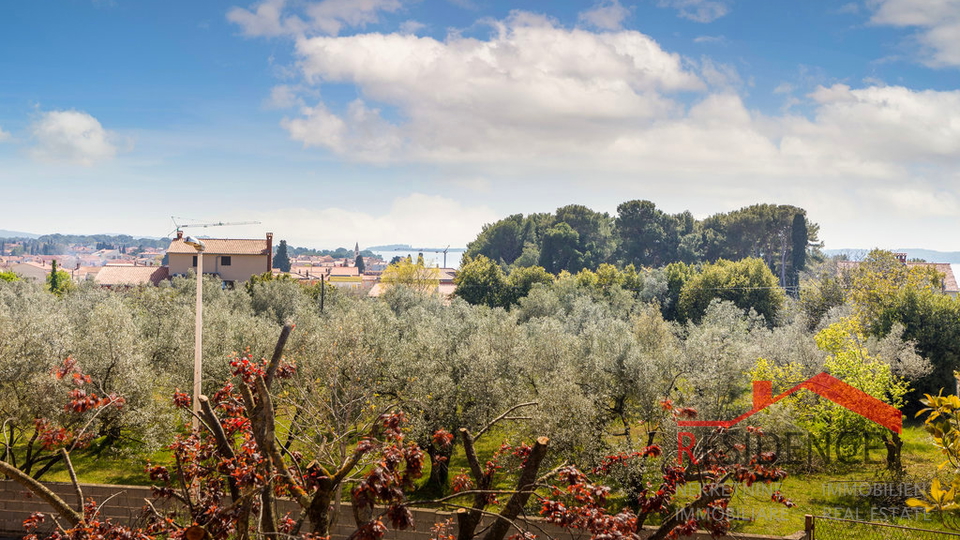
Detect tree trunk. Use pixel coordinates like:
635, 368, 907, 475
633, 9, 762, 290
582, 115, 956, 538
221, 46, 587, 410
883, 432, 903, 473
456, 428, 491, 540
647, 484, 732, 540
480, 437, 550, 540
424, 443, 452, 495
306, 481, 336, 535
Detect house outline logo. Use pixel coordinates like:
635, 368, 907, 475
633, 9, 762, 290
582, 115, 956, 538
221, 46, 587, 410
677, 372, 903, 464
675, 372, 902, 464
678, 372, 902, 433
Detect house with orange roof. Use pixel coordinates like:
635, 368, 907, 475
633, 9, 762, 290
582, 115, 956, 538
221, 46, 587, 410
166, 231, 273, 287
1, 262, 49, 282
368, 267, 458, 299
95, 265, 170, 288
837, 253, 959, 296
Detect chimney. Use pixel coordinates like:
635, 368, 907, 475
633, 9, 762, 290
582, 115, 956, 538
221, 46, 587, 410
177, 230, 184, 240
266, 233, 274, 272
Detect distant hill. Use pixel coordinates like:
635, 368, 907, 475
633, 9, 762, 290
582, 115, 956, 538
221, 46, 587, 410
0, 229, 40, 239
367, 244, 413, 251
369, 244, 466, 252
825, 248, 960, 263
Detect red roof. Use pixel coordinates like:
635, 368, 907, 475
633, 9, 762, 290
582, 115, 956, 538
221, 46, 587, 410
838, 260, 959, 293
95, 266, 169, 286
166, 238, 269, 256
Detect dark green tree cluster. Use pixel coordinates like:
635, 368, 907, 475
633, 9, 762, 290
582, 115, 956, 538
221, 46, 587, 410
272, 239, 292, 272
615, 200, 700, 267
465, 201, 817, 288
465, 205, 613, 274
453, 255, 554, 308
455, 254, 786, 326
675, 258, 785, 325
700, 204, 813, 290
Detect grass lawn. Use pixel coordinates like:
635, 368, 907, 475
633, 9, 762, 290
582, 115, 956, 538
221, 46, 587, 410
41, 448, 170, 486
423, 424, 954, 537
719, 425, 950, 536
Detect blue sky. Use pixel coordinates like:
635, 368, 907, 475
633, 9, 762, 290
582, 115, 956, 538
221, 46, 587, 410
3, 0, 960, 251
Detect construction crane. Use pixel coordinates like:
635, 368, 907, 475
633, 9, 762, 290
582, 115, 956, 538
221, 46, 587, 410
411, 245, 451, 267
169, 216, 261, 236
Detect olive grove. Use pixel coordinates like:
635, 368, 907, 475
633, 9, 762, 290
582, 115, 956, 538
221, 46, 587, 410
0, 246, 952, 538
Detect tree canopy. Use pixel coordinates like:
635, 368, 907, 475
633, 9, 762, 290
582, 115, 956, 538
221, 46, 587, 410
380, 256, 440, 294
465, 200, 818, 279
272, 239, 292, 272
677, 257, 785, 325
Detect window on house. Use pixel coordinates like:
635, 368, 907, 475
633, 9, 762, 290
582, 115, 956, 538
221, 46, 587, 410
192, 255, 197, 267
221, 256, 232, 266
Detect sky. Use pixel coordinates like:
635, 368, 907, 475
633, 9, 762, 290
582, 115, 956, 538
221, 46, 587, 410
2, 0, 960, 251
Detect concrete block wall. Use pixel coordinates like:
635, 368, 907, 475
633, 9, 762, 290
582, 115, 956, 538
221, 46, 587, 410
0, 480, 177, 536
0, 480, 802, 540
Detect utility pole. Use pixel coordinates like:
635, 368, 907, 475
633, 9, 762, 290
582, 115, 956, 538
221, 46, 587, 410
320, 274, 325, 313
183, 236, 205, 430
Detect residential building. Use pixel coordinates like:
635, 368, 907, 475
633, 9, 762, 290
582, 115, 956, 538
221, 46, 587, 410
1, 262, 49, 282
166, 231, 273, 287
837, 253, 960, 296
95, 265, 170, 288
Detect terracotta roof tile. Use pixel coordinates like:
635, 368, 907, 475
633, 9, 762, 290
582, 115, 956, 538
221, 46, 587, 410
95, 266, 169, 286
328, 266, 359, 276
837, 260, 959, 293
909, 262, 959, 293
166, 238, 268, 256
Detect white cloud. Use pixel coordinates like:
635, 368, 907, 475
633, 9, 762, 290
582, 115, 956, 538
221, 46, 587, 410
306, 0, 401, 35
227, 0, 297, 37
789, 84, 960, 165
228, 0, 401, 37
29, 110, 119, 166
399, 19, 425, 34
271, 11, 960, 188
448, 176, 492, 193
254, 193, 498, 248
286, 12, 703, 159
698, 56, 742, 89
869, 184, 960, 216
657, 0, 731, 23
869, 0, 960, 67
283, 99, 402, 160
277, 12, 960, 181
773, 82, 794, 94
237, 10, 960, 248
693, 35, 726, 44
578, 0, 630, 31
265, 84, 304, 109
